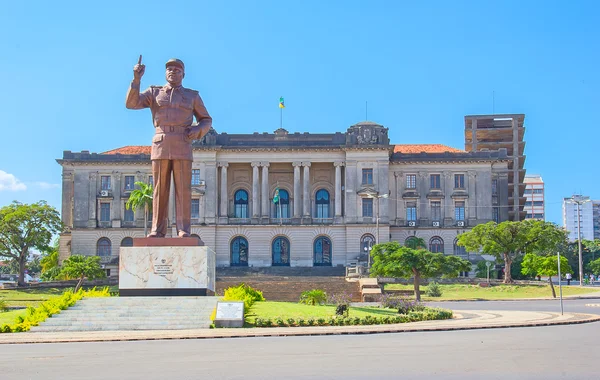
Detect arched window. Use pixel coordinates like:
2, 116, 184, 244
360, 234, 375, 259
97, 238, 111, 256
454, 238, 467, 257
230, 236, 248, 266
273, 189, 290, 218
120, 237, 133, 247
405, 236, 425, 249
429, 237, 444, 253
234, 189, 249, 218
315, 189, 330, 218
314, 236, 332, 266
272, 236, 290, 266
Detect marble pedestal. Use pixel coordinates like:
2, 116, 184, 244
119, 238, 215, 296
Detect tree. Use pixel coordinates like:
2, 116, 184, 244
126, 181, 153, 236
59, 255, 106, 292
458, 220, 567, 284
588, 257, 600, 275
40, 238, 62, 281
370, 240, 471, 301
0, 201, 63, 286
521, 253, 572, 298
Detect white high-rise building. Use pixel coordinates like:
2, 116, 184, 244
563, 196, 594, 241
524, 174, 544, 220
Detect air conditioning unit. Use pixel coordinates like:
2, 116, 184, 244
432, 221, 440, 227
199, 180, 206, 186
408, 221, 416, 227
100, 190, 109, 197
457, 221, 465, 227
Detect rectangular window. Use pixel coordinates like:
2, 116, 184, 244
455, 201, 465, 221
100, 203, 110, 222
192, 169, 201, 185
492, 179, 498, 195
524, 188, 532, 194
124, 206, 134, 222
430, 174, 441, 189
533, 201, 544, 206
534, 213, 544, 219
406, 174, 416, 189
406, 202, 417, 221
362, 198, 373, 217
533, 189, 543, 194
362, 169, 373, 185
101, 176, 111, 190
431, 201, 441, 221
191, 199, 200, 219
524, 201, 532, 206
124, 176, 135, 191
454, 174, 464, 189
493, 207, 500, 223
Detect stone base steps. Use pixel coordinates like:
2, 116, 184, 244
217, 276, 361, 302
29, 296, 219, 332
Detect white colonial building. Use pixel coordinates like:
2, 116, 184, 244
57, 118, 516, 276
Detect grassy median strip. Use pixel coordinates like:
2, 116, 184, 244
384, 283, 598, 300
0, 288, 64, 308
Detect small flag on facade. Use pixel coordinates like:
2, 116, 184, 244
279, 97, 285, 109
273, 187, 280, 203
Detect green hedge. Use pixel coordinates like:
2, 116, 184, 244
0, 287, 110, 333
253, 307, 452, 327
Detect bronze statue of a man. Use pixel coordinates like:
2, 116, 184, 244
126, 58, 212, 237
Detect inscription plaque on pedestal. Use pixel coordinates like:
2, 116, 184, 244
119, 238, 215, 296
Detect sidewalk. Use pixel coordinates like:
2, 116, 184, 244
1, 310, 598, 345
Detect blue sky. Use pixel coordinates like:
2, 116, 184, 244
0, 0, 598, 225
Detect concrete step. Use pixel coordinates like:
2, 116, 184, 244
33, 296, 219, 332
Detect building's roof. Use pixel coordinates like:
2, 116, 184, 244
393, 144, 465, 154
102, 146, 151, 155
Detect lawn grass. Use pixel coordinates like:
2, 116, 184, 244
384, 283, 598, 300
246, 301, 400, 324
0, 288, 66, 308
0, 309, 27, 325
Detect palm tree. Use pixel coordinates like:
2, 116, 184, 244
125, 181, 153, 236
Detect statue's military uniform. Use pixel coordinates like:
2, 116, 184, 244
126, 59, 212, 237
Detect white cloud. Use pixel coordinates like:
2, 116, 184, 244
0, 170, 27, 191
34, 182, 60, 190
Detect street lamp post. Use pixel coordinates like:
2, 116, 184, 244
571, 195, 590, 287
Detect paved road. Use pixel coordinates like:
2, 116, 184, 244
428, 298, 600, 315
1, 300, 598, 380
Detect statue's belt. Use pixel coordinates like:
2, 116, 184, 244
155, 125, 190, 134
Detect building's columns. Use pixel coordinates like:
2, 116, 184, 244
261, 162, 270, 219
393, 171, 402, 224
293, 162, 302, 220
334, 162, 344, 218
219, 162, 228, 218
251, 162, 260, 218
468, 171, 477, 221
302, 162, 311, 218
443, 171, 453, 225
87, 172, 98, 227
112, 171, 121, 227
418, 171, 428, 223
204, 161, 218, 224
344, 161, 357, 223
61, 171, 74, 229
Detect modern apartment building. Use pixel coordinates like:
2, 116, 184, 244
524, 174, 544, 220
563, 196, 594, 241
464, 114, 526, 221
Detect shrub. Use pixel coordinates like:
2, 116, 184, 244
0, 300, 7, 313
426, 282, 443, 297
397, 298, 425, 314
223, 283, 265, 312
328, 292, 352, 316
299, 289, 327, 305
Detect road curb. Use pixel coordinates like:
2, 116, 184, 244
1, 312, 599, 345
